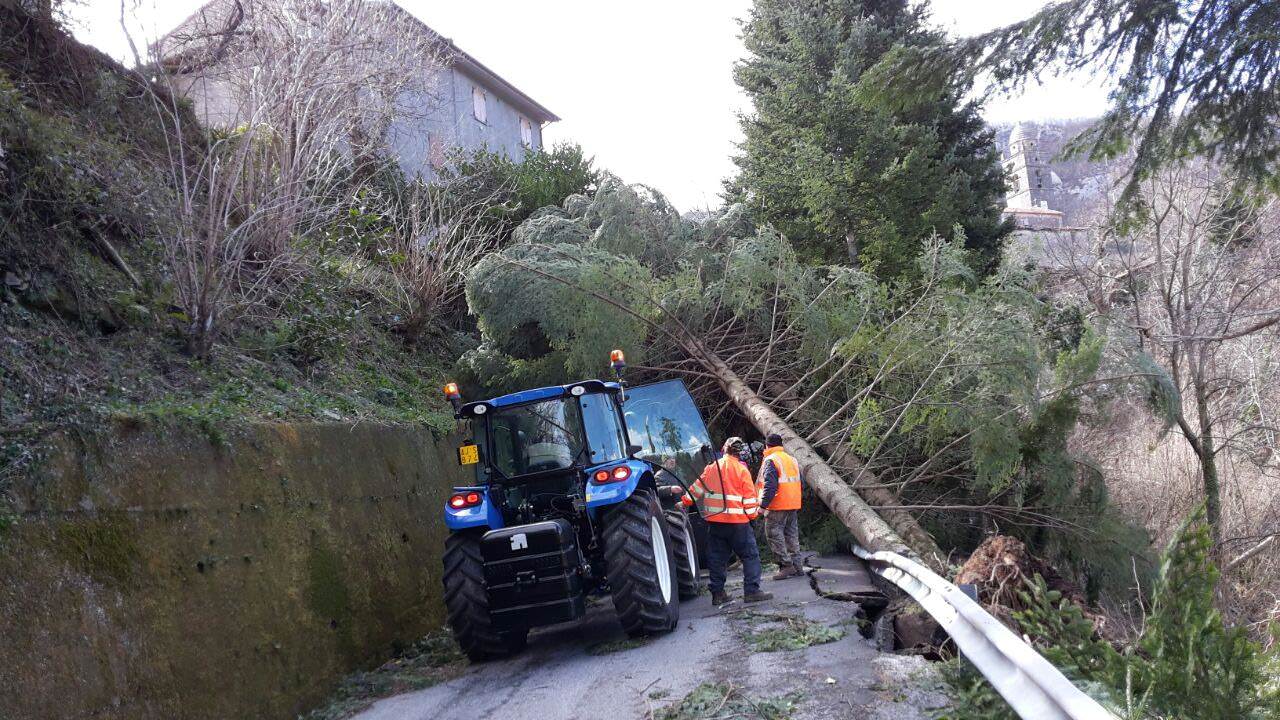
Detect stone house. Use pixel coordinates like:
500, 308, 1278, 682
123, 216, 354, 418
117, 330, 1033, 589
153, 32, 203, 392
156, 0, 559, 177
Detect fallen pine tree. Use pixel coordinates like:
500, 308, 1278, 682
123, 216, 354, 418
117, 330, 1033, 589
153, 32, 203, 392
461, 178, 1149, 587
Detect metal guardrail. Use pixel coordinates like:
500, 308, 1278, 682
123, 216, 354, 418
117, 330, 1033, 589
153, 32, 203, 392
853, 546, 1117, 720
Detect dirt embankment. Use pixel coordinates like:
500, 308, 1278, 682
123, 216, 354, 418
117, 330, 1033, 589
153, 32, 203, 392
0, 420, 467, 720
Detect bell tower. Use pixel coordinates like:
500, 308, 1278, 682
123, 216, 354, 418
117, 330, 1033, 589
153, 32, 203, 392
1003, 122, 1053, 209
1001, 122, 1065, 229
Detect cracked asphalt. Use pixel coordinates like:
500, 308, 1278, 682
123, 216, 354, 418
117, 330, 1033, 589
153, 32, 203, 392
352, 555, 950, 720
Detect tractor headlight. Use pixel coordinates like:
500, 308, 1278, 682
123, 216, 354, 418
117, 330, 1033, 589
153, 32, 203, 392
473, 404, 488, 415
569, 385, 586, 397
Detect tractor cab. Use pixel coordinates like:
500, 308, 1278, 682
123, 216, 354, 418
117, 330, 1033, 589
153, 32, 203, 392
438, 352, 717, 661
448, 379, 639, 528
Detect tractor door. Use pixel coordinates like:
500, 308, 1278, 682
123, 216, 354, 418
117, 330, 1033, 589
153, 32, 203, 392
622, 379, 714, 566
622, 380, 714, 493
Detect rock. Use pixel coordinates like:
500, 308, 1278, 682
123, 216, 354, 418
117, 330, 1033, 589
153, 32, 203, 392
893, 611, 943, 651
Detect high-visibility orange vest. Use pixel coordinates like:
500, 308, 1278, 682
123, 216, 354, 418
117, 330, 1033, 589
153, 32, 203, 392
682, 455, 759, 523
758, 447, 802, 511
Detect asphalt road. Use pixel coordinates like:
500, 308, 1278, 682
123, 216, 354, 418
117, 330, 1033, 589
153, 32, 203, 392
352, 555, 950, 720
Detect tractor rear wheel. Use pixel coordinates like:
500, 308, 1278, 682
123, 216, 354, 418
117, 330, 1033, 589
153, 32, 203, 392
665, 507, 702, 600
603, 489, 680, 637
442, 532, 527, 662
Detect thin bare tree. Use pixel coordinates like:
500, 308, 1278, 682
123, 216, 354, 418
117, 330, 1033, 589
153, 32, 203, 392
118, 0, 455, 356
1052, 162, 1280, 545
155, 0, 454, 259
380, 174, 512, 343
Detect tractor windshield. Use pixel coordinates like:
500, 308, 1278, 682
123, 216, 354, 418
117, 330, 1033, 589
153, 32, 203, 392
486, 398, 587, 477
623, 380, 713, 488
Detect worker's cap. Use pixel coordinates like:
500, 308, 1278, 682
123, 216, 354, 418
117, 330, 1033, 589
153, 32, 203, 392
722, 436, 746, 453
766, 433, 783, 447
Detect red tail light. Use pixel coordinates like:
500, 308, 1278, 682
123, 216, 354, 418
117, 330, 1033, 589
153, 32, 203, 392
448, 491, 482, 510
592, 465, 632, 483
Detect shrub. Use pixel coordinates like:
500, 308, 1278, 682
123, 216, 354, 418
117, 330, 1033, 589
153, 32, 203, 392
442, 142, 601, 240
944, 508, 1280, 719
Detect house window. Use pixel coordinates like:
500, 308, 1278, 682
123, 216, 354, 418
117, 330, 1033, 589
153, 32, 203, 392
472, 87, 487, 124
520, 116, 532, 146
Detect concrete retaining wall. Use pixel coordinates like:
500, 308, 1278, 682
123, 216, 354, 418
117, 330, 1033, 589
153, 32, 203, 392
0, 420, 466, 720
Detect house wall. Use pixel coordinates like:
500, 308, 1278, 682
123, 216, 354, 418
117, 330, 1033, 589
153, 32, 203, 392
169, 72, 242, 129
450, 66, 543, 162
171, 62, 545, 180
385, 65, 544, 179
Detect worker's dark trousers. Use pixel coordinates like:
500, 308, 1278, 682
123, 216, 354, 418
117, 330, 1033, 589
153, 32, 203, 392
706, 522, 762, 595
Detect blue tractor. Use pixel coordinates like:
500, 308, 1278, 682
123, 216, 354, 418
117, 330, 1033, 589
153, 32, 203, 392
440, 351, 715, 660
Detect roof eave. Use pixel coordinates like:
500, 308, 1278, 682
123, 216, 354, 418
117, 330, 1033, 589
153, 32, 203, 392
451, 51, 559, 124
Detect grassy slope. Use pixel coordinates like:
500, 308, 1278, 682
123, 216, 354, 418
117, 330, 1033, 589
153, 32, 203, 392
0, 10, 461, 502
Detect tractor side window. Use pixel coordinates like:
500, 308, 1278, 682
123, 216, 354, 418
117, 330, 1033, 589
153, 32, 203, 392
579, 393, 627, 464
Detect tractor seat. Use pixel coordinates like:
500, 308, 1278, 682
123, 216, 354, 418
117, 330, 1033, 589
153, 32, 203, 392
525, 442, 573, 472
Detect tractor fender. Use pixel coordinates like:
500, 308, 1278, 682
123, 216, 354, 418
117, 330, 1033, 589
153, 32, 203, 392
584, 460, 654, 511
444, 485, 504, 531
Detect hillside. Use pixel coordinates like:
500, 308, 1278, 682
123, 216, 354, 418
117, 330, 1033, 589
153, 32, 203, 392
0, 9, 464, 501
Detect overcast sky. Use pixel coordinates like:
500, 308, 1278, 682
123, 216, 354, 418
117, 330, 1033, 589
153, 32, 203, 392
70, 0, 1110, 211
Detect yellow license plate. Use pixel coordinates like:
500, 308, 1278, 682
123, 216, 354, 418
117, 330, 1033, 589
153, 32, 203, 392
457, 444, 480, 465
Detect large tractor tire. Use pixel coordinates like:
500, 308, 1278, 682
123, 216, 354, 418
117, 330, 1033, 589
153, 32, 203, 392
442, 532, 527, 662
665, 507, 702, 600
603, 489, 680, 637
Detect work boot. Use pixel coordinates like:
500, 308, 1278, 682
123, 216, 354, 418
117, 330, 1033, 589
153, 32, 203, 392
771, 566, 799, 581
743, 591, 773, 604
711, 590, 730, 606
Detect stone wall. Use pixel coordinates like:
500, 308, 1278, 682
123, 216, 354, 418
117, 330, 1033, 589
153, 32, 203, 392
0, 420, 466, 720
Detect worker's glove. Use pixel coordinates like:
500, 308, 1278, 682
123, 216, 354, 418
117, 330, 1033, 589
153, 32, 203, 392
656, 485, 685, 500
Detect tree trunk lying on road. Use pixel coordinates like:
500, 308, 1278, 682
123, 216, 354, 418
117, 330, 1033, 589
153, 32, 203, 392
761, 380, 945, 567
683, 336, 945, 571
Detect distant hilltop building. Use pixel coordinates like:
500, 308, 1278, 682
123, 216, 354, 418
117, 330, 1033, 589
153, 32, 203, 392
156, 0, 558, 178
1001, 122, 1066, 230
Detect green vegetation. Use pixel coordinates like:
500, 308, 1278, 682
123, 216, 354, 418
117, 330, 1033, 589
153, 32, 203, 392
586, 636, 652, 655
734, 611, 846, 652
879, 0, 1280, 210
656, 683, 802, 720
728, 0, 1010, 277
302, 628, 468, 720
942, 510, 1280, 719
444, 142, 601, 240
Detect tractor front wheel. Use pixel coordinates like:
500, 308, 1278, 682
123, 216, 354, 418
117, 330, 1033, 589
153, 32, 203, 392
604, 489, 680, 637
442, 532, 527, 662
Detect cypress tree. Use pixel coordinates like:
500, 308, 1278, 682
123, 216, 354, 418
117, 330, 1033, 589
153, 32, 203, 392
728, 0, 1011, 278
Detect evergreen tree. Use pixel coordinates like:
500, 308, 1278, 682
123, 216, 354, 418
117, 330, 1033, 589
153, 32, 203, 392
442, 142, 601, 243
877, 0, 1280, 212
728, 0, 1011, 278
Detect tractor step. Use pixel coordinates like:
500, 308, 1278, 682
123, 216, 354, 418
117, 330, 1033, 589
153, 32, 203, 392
481, 520, 586, 631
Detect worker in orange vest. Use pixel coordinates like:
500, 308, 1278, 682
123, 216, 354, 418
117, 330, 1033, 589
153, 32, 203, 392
758, 433, 805, 580
683, 437, 773, 606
